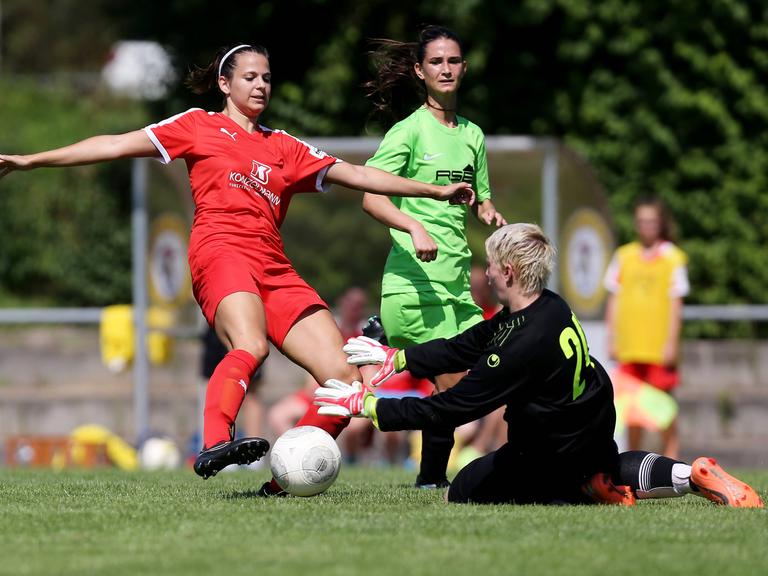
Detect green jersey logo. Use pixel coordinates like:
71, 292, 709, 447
435, 164, 474, 184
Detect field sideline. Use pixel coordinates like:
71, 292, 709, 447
1, 466, 765, 576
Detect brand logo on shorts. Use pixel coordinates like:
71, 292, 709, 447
487, 354, 501, 368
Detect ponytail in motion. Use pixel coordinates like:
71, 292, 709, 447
364, 25, 464, 124
185, 43, 270, 95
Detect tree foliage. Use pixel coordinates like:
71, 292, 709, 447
0, 79, 148, 305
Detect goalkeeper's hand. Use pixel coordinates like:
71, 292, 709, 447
342, 336, 404, 387
314, 379, 377, 419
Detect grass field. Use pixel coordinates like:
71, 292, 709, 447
0, 466, 766, 576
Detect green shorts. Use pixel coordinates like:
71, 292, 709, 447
380, 291, 484, 348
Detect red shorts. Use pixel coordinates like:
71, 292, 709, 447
618, 362, 679, 392
190, 247, 327, 348
376, 371, 434, 398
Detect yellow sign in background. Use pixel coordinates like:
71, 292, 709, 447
560, 208, 614, 319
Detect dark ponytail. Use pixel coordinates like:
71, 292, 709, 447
364, 25, 464, 123
185, 44, 270, 95
363, 39, 421, 124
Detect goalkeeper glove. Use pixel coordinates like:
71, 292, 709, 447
314, 379, 378, 422
342, 336, 406, 387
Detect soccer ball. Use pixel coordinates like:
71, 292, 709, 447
139, 437, 181, 470
269, 426, 341, 497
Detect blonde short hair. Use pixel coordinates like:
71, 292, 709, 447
484, 223, 556, 296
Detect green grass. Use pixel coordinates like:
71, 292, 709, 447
0, 467, 766, 576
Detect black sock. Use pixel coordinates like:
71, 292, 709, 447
417, 427, 454, 484
617, 450, 687, 499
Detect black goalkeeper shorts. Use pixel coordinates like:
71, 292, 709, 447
447, 444, 606, 505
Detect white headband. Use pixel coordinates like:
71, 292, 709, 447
218, 44, 251, 77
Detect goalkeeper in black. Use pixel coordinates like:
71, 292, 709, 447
315, 223, 763, 507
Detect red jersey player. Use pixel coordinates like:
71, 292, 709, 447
0, 43, 474, 491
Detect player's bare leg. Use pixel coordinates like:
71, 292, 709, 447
194, 292, 271, 479
282, 305, 363, 386
627, 425, 644, 451
279, 307, 359, 443
660, 418, 679, 460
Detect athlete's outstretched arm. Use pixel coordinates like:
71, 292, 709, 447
324, 162, 474, 204
362, 192, 438, 262
0, 130, 159, 179
404, 318, 493, 378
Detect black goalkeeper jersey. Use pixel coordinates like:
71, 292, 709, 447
375, 289, 618, 466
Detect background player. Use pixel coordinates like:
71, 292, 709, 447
604, 196, 689, 458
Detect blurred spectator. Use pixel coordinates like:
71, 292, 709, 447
266, 372, 318, 441
333, 286, 369, 340
470, 264, 502, 320
604, 196, 689, 458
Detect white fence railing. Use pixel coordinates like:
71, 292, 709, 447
682, 305, 768, 321
2, 305, 768, 325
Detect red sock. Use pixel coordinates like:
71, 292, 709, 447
203, 349, 259, 448
294, 402, 350, 440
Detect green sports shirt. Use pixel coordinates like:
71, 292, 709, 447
366, 106, 491, 297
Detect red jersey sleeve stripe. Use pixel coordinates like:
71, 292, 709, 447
143, 126, 171, 164
144, 107, 202, 164
316, 160, 342, 193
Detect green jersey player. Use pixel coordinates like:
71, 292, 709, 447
363, 25, 506, 488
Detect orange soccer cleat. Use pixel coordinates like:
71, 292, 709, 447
582, 472, 637, 506
691, 457, 764, 508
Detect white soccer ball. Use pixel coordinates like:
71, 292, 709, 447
270, 426, 342, 497
139, 437, 181, 470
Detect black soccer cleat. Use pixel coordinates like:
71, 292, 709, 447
193, 437, 270, 479
257, 481, 287, 498
362, 315, 388, 345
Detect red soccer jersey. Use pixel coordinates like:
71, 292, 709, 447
144, 108, 339, 258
